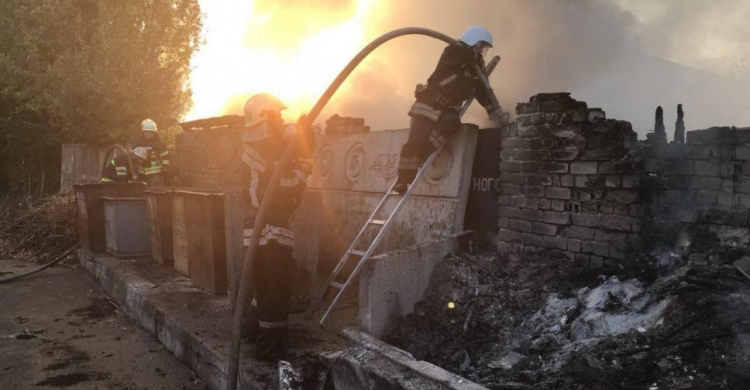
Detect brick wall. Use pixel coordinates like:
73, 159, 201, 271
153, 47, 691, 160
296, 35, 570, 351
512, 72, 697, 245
497, 93, 642, 266
644, 127, 750, 230
497, 93, 750, 266
174, 125, 245, 189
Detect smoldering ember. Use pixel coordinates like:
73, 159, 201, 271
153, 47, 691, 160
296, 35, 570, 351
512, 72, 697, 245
2, 2, 750, 390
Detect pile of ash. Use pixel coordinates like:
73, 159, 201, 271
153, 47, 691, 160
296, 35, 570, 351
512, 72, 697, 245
387, 238, 750, 389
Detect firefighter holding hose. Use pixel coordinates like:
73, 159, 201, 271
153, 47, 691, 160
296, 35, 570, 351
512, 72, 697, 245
394, 26, 507, 194
100, 119, 172, 185
238, 93, 314, 361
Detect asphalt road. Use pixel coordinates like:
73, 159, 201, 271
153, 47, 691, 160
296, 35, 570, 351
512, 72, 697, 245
0, 257, 207, 390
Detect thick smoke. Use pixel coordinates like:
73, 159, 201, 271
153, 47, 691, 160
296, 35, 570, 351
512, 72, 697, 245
204, 0, 750, 139
322, 0, 750, 138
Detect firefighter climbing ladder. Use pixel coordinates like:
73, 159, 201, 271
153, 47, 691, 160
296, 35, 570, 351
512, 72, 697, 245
308, 56, 502, 326
307, 145, 446, 326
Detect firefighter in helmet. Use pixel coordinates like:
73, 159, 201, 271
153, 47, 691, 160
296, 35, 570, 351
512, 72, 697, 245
394, 26, 506, 194
128, 119, 171, 186
239, 93, 314, 361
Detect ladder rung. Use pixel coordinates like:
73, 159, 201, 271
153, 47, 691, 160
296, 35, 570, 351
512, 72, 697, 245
369, 219, 386, 225
349, 250, 367, 257
330, 281, 345, 289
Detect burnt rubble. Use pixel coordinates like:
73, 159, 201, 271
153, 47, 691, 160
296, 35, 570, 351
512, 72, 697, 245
388, 229, 750, 389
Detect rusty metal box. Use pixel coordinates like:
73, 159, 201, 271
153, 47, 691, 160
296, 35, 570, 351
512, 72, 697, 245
102, 197, 151, 258
74, 183, 147, 251
145, 189, 174, 265
171, 190, 228, 294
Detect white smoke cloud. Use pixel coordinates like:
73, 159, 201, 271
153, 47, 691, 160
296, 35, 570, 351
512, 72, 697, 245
328, 0, 750, 138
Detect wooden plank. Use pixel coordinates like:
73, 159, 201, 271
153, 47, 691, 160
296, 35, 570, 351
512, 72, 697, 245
172, 194, 189, 276
186, 194, 228, 294
224, 191, 245, 309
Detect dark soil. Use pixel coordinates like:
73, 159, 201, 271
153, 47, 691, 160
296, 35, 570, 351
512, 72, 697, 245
34, 372, 104, 387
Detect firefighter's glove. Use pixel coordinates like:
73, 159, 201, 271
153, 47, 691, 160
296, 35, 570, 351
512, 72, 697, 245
488, 109, 510, 127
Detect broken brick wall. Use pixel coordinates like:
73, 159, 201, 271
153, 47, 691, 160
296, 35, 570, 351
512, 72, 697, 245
643, 127, 750, 241
173, 126, 245, 189
497, 93, 750, 267
497, 93, 750, 265
496, 93, 643, 267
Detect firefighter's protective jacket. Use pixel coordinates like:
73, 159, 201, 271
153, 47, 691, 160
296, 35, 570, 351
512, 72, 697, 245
129, 135, 171, 177
408, 42, 494, 121
240, 125, 314, 248
99, 154, 131, 183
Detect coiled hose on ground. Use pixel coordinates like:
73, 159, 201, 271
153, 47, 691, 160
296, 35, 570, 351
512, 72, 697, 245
0, 244, 80, 284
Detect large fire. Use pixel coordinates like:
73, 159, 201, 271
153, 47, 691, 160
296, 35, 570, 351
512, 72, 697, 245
187, 0, 381, 123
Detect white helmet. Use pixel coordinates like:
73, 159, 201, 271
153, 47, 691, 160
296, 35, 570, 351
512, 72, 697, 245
244, 93, 286, 128
132, 147, 149, 161
141, 119, 158, 132
458, 26, 493, 47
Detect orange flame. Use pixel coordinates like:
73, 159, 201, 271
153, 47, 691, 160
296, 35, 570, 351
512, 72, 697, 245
187, 0, 380, 123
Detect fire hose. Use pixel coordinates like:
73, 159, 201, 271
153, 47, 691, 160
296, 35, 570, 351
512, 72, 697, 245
101, 144, 137, 182
226, 27, 506, 390
0, 244, 80, 284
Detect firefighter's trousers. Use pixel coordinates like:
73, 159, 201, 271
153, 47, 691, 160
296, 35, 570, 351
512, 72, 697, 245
243, 241, 294, 361
397, 108, 461, 186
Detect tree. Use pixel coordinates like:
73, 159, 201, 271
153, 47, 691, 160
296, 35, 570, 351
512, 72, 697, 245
0, 0, 202, 194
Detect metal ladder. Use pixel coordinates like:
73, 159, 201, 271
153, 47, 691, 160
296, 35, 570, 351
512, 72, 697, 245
307, 145, 445, 326
307, 55, 502, 326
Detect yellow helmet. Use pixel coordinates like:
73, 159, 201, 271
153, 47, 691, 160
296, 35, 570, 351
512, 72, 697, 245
244, 93, 286, 128
141, 119, 158, 132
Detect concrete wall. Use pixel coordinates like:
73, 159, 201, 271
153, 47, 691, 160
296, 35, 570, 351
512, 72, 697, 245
326, 330, 487, 390
359, 236, 460, 338
496, 93, 750, 266
173, 123, 479, 307
303, 125, 478, 274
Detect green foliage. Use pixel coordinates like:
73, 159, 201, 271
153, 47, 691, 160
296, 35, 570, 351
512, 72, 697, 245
0, 0, 202, 194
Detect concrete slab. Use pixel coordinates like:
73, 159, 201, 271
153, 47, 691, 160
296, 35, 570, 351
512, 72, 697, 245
297, 125, 478, 274
78, 249, 354, 390
359, 235, 461, 338
326, 329, 487, 390
310, 126, 477, 198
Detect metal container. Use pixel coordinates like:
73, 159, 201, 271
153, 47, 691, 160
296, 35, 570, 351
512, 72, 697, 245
171, 189, 228, 294
74, 183, 147, 251
145, 189, 174, 265
102, 197, 151, 258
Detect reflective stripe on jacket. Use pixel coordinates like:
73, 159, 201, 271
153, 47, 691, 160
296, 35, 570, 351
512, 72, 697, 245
240, 130, 314, 248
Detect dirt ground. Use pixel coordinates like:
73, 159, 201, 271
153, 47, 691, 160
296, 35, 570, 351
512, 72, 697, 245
0, 257, 207, 390
388, 232, 750, 390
